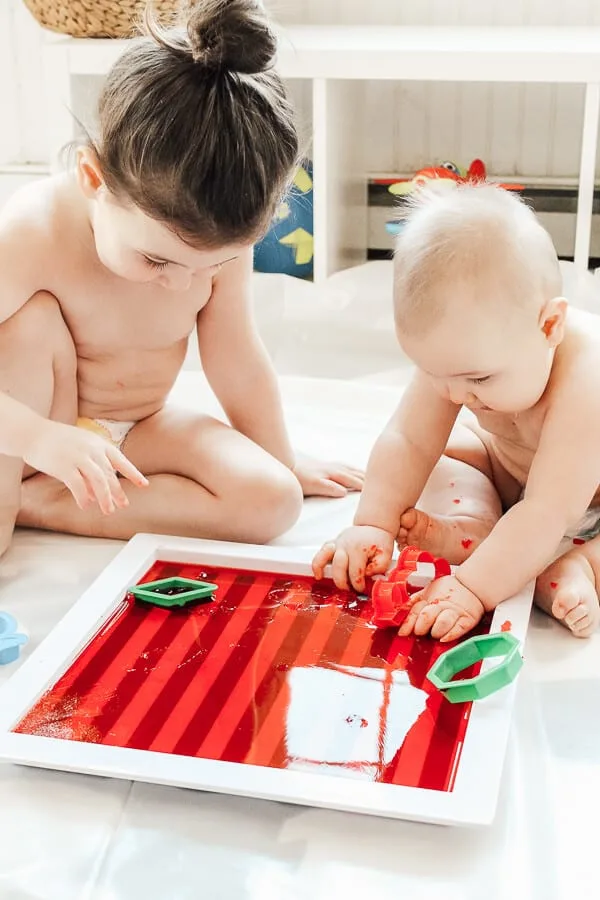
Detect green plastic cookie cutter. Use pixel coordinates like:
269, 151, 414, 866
427, 632, 523, 704
130, 576, 218, 609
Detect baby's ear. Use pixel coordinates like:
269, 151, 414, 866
75, 146, 104, 197
539, 296, 568, 346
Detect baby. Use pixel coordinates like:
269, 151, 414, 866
0, 0, 362, 558
314, 183, 600, 640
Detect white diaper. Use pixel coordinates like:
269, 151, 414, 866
554, 507, 600, 560
76, 417, 136, 451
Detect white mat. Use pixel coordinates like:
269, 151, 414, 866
0, 370, 599, 899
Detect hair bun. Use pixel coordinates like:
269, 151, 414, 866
186, 0, 277, 75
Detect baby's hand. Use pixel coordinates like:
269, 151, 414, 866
312, 525, 394, 592
22, 419, 148, 515
398, 575, 485, 643
293, 452, 364, 498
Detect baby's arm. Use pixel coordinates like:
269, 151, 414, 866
457, 369, 600, 606
313, 370, 459, 588
406, 353, 600, 641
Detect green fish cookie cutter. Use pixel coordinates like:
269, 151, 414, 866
427, 631, 523, 704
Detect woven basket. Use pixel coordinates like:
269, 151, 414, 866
23, 0, 181, 38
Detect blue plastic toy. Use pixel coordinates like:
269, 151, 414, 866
254, 160, 314, 279
0, 612, 28, 665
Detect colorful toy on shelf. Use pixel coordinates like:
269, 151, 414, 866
253, 160, 314, 279
385, 159, 524, 235
0, 612, 28, 665
371, 546, 451, 628
427, 632, 523, 704
130, 577, 218, 610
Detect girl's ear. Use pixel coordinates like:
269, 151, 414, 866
539, 296, 568, 347
76, 146, 104, 198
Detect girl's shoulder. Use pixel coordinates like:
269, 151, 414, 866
0, 173, 80, 258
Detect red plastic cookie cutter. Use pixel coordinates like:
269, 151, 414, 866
371, 546, 451, 628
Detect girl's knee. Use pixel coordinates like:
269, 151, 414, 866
238, 463, 303, 543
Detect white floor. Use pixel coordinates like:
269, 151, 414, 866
1, 172, 600, 898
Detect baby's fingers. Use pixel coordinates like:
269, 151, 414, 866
414, 603, 446, 636
331, 548, 351, 591
107, 447, 149, 488
312, 541, 336, 579
364, 546, 391, 578
397, 596, 427, 636
440, 615, 477, 643
430, 608, 461, 641
348, 550, 369, 592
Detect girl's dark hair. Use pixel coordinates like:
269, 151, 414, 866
95, 0, 299, 246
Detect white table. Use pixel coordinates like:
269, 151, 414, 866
42, 26, 600, 276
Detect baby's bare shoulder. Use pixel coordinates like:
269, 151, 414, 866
550, 308, 600, 407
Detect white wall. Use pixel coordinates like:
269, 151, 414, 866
3, 0, 600, 179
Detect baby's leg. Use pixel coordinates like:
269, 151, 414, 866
0, 292, 76, 556
20, 405, 303, 544
535, 538, 600, 637
398, 423, 514, 564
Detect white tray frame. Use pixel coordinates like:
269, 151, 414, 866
0, 534, 532, 827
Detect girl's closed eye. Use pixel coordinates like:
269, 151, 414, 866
142, 255, 169, 271
470, 375, 491, 385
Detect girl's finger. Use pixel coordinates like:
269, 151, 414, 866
317, 479, 347, 498
331, 472, 364, 492
80, 461, 114, 514
65, 470, 94, 510
107, 447, 149, 487
98, 458, 129, 508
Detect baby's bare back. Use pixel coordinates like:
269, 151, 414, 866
472, 308, 600, 505
0, 175, 212, 421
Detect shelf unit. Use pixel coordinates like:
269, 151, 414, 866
42, 25, 600, 279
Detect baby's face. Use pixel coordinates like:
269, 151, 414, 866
398, 303, 555, 414
90, 191, 248, 290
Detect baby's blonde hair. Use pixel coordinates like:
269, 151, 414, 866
393, 183, 562, 335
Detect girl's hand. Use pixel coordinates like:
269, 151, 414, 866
293, 453, 364, 498
398, 575, 485, 643
22, 419, 148, 514
312, 525, 394, 592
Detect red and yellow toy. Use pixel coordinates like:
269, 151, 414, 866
387, 159, 523, 197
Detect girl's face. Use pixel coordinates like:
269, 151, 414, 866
77, 148, 249, 291
91, 194, 246, 290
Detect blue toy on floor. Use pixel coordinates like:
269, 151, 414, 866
0, 612, 27, 665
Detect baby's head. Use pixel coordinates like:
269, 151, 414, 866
394, 183, 565, 413
77, 0, 298, 289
